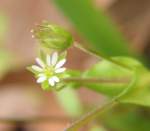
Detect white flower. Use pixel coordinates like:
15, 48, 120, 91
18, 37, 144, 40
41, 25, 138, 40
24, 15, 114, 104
32, 52, 66, 87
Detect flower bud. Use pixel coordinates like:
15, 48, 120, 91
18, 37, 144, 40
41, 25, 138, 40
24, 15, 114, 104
32, 21, 73, 51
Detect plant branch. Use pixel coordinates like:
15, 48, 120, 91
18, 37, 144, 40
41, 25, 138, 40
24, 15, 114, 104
65, 75, 135, 131
65, 98, 117, 131
63, 77, 130, 84
74, 42, 133, 71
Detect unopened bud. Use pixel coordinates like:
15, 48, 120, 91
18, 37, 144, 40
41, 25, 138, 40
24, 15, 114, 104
32, 21, 73, 51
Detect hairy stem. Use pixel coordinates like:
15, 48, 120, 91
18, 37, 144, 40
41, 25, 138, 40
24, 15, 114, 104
65, 75, 135, 131
65, 99, 117, 131
63, 77, 130, 84
74, 42, 133, 71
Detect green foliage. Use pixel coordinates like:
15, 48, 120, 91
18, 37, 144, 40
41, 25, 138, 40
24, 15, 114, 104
82, 57, 139, 96
82, 57, 150, 107
52, 0, 131, 56
120, 68, 150, 106
101, 105, 150, 131
30, 0, 150, 128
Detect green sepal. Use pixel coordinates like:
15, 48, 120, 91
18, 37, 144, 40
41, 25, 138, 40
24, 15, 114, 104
39, 49, 46, 63
26, 66, 39, 76
33, 21, 73, 51
41, 80, 51, 91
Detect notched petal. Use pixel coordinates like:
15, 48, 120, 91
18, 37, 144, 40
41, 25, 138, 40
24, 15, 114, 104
48, 78, 55, 86
51, 52, 58, 66
37, 76, 46, 83
32, 65, 43, 72
52, 76, 60, 82
55, 59, 66, 69
36, 58, 45, 68
55, 67, 66, 73
46, 54, 51, 66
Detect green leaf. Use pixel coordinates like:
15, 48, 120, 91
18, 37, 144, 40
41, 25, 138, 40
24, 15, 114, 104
82, 57, 135, 96
83, 57, 150, 107
120, 69, 150, 107
101, 104, 150, 131
52, 0, 131, 56
55, 87, 83, 117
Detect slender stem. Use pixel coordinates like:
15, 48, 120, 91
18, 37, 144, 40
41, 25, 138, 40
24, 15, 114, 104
65, 99, 117, 131
65, 75, 135, 131
63, 77, 130, 84
74, 42, 133, 71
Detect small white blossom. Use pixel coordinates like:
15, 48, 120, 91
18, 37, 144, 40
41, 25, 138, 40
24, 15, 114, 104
32, 52, 66, 87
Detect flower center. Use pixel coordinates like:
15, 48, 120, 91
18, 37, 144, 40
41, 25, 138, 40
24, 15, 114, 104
44, 66, 55, 77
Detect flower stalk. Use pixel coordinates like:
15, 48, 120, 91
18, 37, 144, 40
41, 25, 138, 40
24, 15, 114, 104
65, 75, 135, 131
74, 42, 133, 71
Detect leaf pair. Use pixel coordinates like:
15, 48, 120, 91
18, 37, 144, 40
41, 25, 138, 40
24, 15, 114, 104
82, 57, 150, 107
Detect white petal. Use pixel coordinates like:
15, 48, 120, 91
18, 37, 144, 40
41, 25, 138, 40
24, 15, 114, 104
55, 68, 66, 73
48, 78, 55, 86
32, 65, 43, 72
38, 73, 45, 77
55, 59, 66, 69
52, 76, 60, 82
37, 76, 46, 83
36, 58, 45, 68
51, 52, 58, 66
46, 54, 51, 66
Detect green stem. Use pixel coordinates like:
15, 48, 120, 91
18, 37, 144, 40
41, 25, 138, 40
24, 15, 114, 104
65, 74, 135, 131
65, 99, 117, 131
63, 77, 130, 84
74, 42, 133, 71
57, 77, 129, 91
